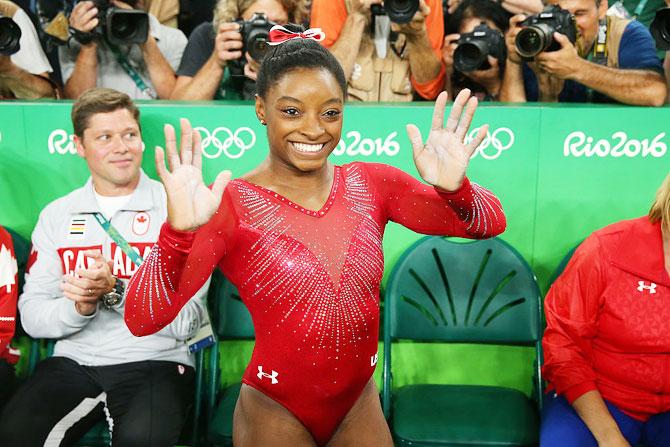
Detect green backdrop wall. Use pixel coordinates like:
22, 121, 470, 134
1, 101, 668, 394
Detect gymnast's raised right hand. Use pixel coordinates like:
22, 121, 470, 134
155, 118, 232, 232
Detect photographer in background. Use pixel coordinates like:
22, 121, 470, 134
656, 1, 670, 102
0, 0, 56, 98
443, 0, 510, 100
500, 0, 666, 105
445, 0, 542, 15
170, 0, 308, 100
310, 0, 445, 101
61, 0, 187, 99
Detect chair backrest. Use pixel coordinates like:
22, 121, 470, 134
209, 270, 254, 340
385, 236, 542, 345
548, 242, 581, 287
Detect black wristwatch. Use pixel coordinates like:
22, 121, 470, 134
102, 277, 125, 309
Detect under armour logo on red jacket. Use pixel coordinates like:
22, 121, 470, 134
637, 281, 657, 294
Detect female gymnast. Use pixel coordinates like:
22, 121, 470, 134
125, 31, 506, 447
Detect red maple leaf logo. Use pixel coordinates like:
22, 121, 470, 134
26, 248, 38, 274
137, 215, 147, 223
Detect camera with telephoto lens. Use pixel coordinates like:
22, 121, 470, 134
650, 7, 670, 50
370, 0, 420, 24
515, 5, 577, 60
234, 12, 278, 62
229, 13, 303, 77
454, 23, 505, 73
72, 0, 149, 46
0, 13, 21, 56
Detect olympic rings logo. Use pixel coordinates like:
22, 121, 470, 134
194, 126, 256, 159
466, 127, 515, 160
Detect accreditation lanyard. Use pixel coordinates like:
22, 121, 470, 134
585, 18, 609, 102
93, 212, 143, 267
633, 0, 648, 17
107, 42, 157, 99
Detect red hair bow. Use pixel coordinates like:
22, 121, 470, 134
268, 25, 326, 46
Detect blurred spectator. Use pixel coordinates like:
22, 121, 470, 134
310, 0, 445, 101
0, 225, 19, 414
500, 0, 666, 106
442, 0, 544, 23
541, 172, 670, 446
144, 0, 179, 27
177, 0, 216, 36
0, 0, 56, 98
663, 0, 670, 103
60, 0, 187, 99
171, 0, 308, 100
445, 0, 542, 19
0, 88, 207, 445
443, 0, 510, 100
612, 0, 665, 29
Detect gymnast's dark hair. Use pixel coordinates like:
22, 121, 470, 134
256, 38, 347, 99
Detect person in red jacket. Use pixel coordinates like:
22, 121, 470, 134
123, 36, 505, 446
542, 172, 670, 447
0, 225, 19, 411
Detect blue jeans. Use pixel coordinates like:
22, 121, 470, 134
541, 394, 670, 447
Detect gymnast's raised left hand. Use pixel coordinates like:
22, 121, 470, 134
406, 89, 488, 192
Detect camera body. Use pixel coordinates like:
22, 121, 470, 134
651, 7, 670, 50
515, 5, 577, 60
234, 12, 278, 62
454, 23, 505, 73
75, 0, 149, 46
0, 13, 21, 56
370, 0, 420, 24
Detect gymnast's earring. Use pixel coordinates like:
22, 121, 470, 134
260, 119, 267, 125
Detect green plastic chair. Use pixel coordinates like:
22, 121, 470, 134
206, 270, 255, 447
383, 236, 543, 447
548, 243, 581, 287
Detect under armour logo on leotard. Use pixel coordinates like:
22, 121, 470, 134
637, 281, 657, 294
257, 366, 279, 384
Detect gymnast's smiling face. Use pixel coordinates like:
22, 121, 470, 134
255, 66, 345, 174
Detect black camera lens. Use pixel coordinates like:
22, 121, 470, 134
651, 7, 670, 50
111, 15, 135, 39
246, 29, 270, 61
381, 0, 420, 24
107, 9, 149, 45
516, 23, 552, 59
454, 41, 488, 72
0, 16, 21, 56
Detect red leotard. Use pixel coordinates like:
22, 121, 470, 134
125, 162, 506, 445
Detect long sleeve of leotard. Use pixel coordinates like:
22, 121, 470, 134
125, 191, 235, 336
364, 163, 506, 238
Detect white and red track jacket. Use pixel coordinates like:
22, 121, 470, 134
19, 171, 208, 367
0, 226, 19, 364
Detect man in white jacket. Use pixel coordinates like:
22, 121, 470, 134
0, 87, 208, 446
